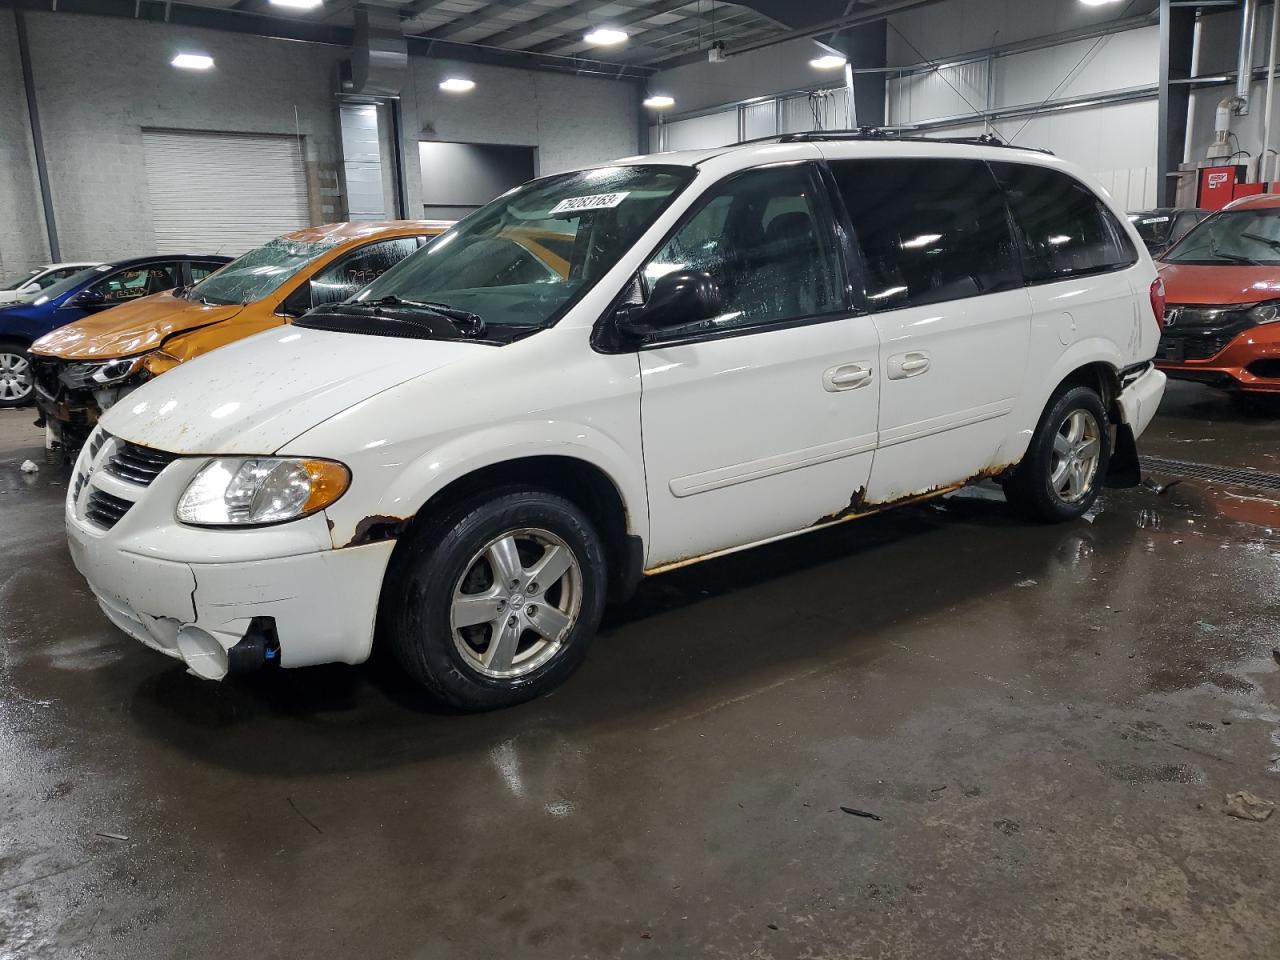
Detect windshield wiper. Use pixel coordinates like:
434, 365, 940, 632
360, 295, 486, 336
1241, 231, 1280, 252
1208, 237, 1262, 265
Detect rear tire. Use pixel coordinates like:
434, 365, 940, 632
1002, 385, 1110, 523
0, 340, 33, 408
381, 487, 608, 710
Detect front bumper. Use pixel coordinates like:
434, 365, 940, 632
1155, 322, 1280, 393
31, 355, 146, 455
65, 431, 394, 678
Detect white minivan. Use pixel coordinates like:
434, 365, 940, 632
65, 134, 1167, 709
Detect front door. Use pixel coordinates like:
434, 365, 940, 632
825, 156, 1033, 502
633, 162, 881, 568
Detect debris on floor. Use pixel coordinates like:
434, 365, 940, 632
95, 831, 128, 841
19, 459, 38, 474
839, 806, 883, 821
1224, 791, 1275, 822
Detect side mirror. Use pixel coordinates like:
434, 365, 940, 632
617, 271, 723, 338
73, 288, 107, 309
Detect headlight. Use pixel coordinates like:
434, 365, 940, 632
176, 458, 350, 526
89, 356, 145, 385
1247, 300, 1280, 324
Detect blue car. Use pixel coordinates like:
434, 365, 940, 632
0, 253, 230, 408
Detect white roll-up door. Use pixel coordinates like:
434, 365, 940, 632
142, 130, 310, 256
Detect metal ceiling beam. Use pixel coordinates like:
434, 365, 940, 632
549, 9, 763, 59
473, 0, 648, 49
525, 0, 702, 54
413, 0, 531, 39
728, 0, 858, 30
404, 35, 655, 78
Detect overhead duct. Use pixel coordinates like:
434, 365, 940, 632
340, 8, 408, 97
1208, 0, 1259, 160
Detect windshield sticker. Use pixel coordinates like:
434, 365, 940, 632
549, 192, 630, 215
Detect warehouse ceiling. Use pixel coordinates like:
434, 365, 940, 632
161, 0, 879, 65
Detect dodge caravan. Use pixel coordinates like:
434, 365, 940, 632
65, 134, 1167, 710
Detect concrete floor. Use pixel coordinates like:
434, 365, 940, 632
2, 382, 1279, 959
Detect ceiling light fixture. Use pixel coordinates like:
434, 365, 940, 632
584, 27, 628, 46
810, 54, 848, 70
171, 53, 214, 70
268, 0, 323, 8
643, 95, 675, 109
439, 77, 476, 93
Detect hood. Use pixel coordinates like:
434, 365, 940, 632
1158, 262, 1280, 305
31, 292, 243, 359
99, 325, 488, 454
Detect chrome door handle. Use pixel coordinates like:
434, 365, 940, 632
887, 351, 931, 380
823, 363, 873, 391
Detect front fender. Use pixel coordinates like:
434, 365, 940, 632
322, 420, 648, 551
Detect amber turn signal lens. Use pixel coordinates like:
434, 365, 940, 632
301, 460, 351, 514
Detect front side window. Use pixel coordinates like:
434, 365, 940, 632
830, 158, 1020, 310
640, 163, 843, 331
991, 162, 1136, 282
311, 237, 422, 307
350, 165, 694, 329
1163, 208, 1280, 266
189, 237, 342, 306
88, 264, 178, 303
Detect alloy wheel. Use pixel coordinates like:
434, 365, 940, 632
449, 527, 583, 680
0, 351, 33, 402
1050, 409, 1102, 503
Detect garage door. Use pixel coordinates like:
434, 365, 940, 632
142, 130, 310, 256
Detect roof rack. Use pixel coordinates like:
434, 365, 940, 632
767, 128, 1054, 155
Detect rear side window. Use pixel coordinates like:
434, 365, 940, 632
828, 158, 1020, 310
311, 237, 421, 306
991, 162, 1136, 282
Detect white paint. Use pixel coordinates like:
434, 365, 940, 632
71, 139, 1164, 677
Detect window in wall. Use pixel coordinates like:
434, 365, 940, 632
829, 158, 1021, 310
310, 238, 422, 306
89, 264, 179, 303
990, 162, 1136, 282
642, 163, 843, 332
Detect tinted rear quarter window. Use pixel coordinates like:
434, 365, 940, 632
990, 162, 1136, 282
828, 158, 1021, 310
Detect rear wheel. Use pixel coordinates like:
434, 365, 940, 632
0, 341, 33, 408
1003, 385, 1110, 522
382, 487, 607, 710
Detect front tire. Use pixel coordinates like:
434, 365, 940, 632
0, 341, 34, 408
1003, 385, 1110, 522
382, 487, 608, 710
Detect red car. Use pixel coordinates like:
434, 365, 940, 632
1156, 193, 1280, 393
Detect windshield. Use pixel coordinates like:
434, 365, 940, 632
1129, 213, 1172, 248
349, 164, 694, 329
1163, 209, 1280, 265
188, 237, 340, 305
1, 268, 42, 291
12, 265, 105, 305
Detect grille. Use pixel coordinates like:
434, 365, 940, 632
1157, 328, 1245, 361
84, 488, 134, 529
1247, 359, 1280, 379
1158, 305, 1252, 362
1144, 456, 1280, 492
103, 439, 178, 486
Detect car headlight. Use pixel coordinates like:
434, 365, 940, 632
90, 356, 145, 385
176, 458, 350, 526
1247, 299, 1280, 324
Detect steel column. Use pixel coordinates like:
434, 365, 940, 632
1158, 0, 1197, 205
14, 8, 59, 261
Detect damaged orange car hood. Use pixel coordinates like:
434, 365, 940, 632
32, 293, 244, 360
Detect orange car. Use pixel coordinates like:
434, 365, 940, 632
32, 220, 450, 454
1156, 194, 1280, 394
